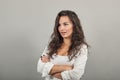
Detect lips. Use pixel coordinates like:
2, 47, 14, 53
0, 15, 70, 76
60, 32, 66, 35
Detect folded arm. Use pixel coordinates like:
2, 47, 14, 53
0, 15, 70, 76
49, 64, 73, 75
37, 47, 54, 77
41, 55, 73, 79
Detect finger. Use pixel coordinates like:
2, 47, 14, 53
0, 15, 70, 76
42, 56, 49, 60
41, 57, 49, 62
41, 55, 50, 62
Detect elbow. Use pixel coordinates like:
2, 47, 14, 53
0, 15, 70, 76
70, 69, 84, 80
75, 72, 84, 80
37, 59, 45, 73
37, 66, 41, 73
61, 70, 84, 80
37, 65, 41, 73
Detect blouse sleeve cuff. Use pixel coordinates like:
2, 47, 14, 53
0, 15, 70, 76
42, 62, 54, 77
61, 71, 71, 80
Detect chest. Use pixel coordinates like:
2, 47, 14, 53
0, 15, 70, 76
50, 55, 75, 65
57, 47, 69, 56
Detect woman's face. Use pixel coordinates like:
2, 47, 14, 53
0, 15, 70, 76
58, 16, 73, 39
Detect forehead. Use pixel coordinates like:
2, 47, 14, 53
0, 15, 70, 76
59, 16, 71, 23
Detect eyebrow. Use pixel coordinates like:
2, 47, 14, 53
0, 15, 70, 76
59, 22, 70, 24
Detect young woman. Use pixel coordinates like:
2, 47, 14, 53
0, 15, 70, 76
37, 10, 89, 80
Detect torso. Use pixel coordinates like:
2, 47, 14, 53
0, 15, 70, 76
53, 44, 74, 65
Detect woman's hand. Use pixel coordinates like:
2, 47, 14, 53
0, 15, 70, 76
52, 72, 62, 79
41, 55, 50, 63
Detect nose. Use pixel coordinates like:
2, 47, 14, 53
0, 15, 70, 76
59, 25, 64, 31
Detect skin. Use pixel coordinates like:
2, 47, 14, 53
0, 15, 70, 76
58, 16, 73, 40
41, 16, 74, 79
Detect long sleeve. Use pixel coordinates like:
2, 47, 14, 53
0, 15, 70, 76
61, 44, 88, 80
37, 47, 54, 77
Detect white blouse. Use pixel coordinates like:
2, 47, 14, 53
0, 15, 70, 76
37, 44, 88, 80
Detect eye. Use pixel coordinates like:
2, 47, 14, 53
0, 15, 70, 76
63, 23, 68, 26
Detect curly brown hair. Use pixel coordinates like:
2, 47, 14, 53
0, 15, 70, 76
47, 10, 89, 60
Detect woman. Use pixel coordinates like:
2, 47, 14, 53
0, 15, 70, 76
37, 10, 89, 80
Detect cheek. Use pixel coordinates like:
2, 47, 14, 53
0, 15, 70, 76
67, 27, 73, 34
58, 27, 60, 32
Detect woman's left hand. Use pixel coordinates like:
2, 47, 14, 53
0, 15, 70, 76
41, 55, 50, 63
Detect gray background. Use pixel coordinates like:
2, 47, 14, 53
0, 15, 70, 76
0, 0, 120, 80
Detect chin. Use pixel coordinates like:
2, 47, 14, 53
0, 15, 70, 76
62, 36, 67, 38
62, 36, 71, 39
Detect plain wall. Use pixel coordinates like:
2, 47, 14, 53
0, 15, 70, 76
0, 0, 120, 80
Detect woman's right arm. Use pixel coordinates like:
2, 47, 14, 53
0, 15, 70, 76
37, 47, 54, 77
49, 65, 73, 75
49, 65, 72, 79
41, 55, 73, 75
38, 46, 73, 78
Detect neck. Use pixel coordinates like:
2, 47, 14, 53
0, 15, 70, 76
63, 38, 71, 46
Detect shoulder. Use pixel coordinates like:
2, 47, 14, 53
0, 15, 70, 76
76, 44, 88, 56
77, 44, 88, 52
81, 44, 88, 49
80, 44, 88, 54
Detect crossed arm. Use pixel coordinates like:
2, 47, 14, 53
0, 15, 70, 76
41, 55, 73, 79
38, 45, 88, 80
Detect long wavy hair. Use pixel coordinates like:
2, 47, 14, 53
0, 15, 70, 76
47, 10, 89, 60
